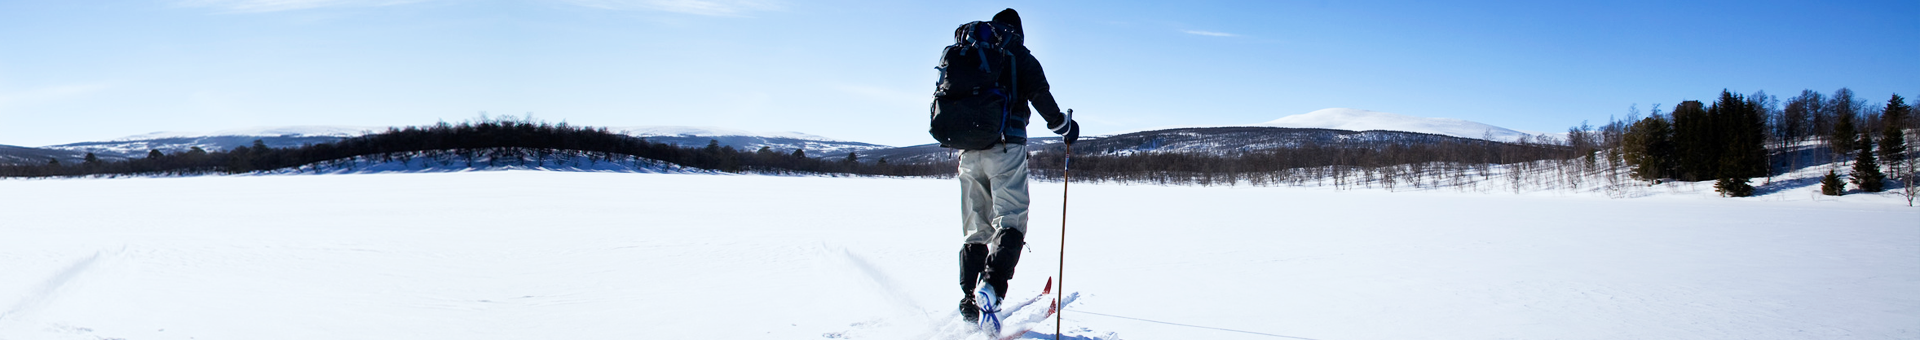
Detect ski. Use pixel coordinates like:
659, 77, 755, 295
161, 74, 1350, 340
927, 277, 1056, 340
992, 299, 1058, 340
981, 278, 1057, 339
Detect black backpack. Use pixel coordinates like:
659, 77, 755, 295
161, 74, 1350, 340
929, 21, 1020, 150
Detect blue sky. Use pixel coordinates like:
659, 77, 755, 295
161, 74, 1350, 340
1, 0, 1916, 147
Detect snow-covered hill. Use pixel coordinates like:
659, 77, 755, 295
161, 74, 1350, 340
1258, 108, 1535, 141
27, 125, 894, 161
39, 126, 378, 158
0, 144, 106, 165
611, 125, 894, 158
110, 126, 378, 141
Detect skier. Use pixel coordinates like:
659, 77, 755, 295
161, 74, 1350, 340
951, 8, 1080, 323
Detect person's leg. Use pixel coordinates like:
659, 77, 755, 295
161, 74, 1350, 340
956, 149, 998, 320
979, 144, 1030, 298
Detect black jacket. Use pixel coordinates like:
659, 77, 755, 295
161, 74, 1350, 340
993, 20, 1071, 145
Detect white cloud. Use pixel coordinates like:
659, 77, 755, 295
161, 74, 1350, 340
174, 0, 432, 13
1181, 30, 1237, 37
549, 0, 782, 16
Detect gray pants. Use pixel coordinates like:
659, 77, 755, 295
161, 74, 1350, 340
958, 143, 1029, 245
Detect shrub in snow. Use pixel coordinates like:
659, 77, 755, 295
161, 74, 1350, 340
1821, 170, 1846, 196
1715, 177, 1754, 197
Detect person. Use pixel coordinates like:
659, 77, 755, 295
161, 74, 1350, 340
955, 8, 1080, 322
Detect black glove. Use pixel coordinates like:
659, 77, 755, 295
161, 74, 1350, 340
1062, 121, 1079, 145
1050, 109, 1079, 145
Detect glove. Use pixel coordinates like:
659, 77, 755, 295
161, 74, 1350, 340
1061, 121, 1079, 145
1050, 109, 1078, 145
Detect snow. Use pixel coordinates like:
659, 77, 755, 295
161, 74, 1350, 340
109, 126, 379, 141
612, 125, 852, 142
1258, 108, 1536, 141
0, 171, 1914, 340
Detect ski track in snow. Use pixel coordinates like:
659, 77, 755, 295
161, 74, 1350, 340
0, 171, 1914, 340
1, 252, 101, 322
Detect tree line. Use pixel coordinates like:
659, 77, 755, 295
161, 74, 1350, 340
7, 89, 1912, 204
0, 117, 949, 178
1617, 88, 1913, 198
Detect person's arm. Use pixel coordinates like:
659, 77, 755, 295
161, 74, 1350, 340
1018, 51, 1079, 143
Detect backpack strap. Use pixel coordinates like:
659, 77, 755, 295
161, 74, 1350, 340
1001, 33, 1017, 152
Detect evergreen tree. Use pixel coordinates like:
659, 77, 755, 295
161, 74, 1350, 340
84, 152, 100, 164
47, 157, 59, 166
845, 151, 859, 163
1670, 100, 1718, 181
791, 149, 806, 158
1622, 115, 1675, 180
148, 149, 164, 158
1852, 132, 1886, 192
1717, 90, 1768, 179
1880, 94, 1909, 165
1821, 170, 1845, 195
1714, 176, 1755, 197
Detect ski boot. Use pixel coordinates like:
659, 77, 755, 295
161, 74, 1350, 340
974, 281, 1003, 333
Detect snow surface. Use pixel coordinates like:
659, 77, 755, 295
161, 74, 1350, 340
1258, 108, 1535, 141
1, 172, 1915, 340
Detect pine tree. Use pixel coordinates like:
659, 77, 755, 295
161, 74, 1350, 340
1718, 90, 1768, 179
84, 152, 99, 164
1671, 100, 1717, 181
1821, 170, 1845, 195
1852, 132, 1886, 192
1714, 176, 1755, 197
1880, 94, 1909, 165
1622, 115, 1675, 180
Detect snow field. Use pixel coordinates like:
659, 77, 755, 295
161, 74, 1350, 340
1, 171, 1915, 340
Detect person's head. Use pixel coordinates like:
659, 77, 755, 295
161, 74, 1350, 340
991, 8, 1021, 33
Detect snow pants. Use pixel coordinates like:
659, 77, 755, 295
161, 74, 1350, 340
957, 142, 1028, 297
959, 142, 1029, 243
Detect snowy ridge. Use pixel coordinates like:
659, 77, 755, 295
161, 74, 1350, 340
1257, 108, 1534, 141
42, 135, 350, 158
111, 125, 379, 141
611, 125, 846, 142
611, 126, 894, 158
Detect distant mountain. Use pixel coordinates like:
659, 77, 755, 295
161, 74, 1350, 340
111, 126, 378, 141
611, 126, 894, 158
1061, 126, 1478, 156
1256, 108, 1534, 141
1, 144, 106, 165
39, 126, 377, 158
852, 124, 1531, 165
26, 125, 894, 162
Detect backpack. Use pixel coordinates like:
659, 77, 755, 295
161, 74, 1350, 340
929, 21, 1020, 150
